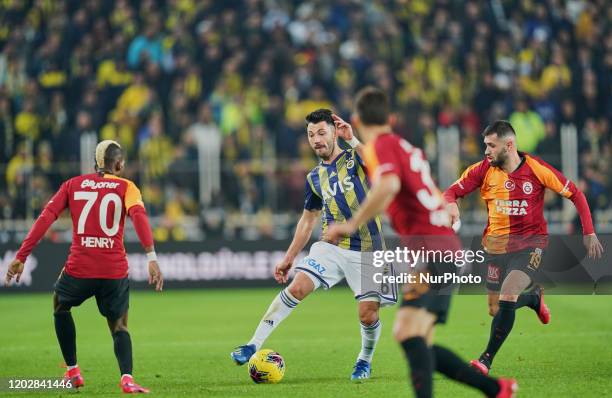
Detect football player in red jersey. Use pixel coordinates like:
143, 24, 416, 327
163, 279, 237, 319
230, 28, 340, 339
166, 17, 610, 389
5, 140, 163, 393
327, 87, 517, 398
443, 121, 603, 375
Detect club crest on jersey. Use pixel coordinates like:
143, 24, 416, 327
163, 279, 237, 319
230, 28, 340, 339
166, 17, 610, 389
504, 180, 515, 191
346, 159, 355, 169
522, 181, 533, 194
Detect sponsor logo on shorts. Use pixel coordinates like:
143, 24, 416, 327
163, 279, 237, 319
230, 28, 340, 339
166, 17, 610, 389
504, 180, 515, 191
523, 181, 533, 194
487, 264, 500, 283
528, 248, 542, 270
305, 258, 326, 275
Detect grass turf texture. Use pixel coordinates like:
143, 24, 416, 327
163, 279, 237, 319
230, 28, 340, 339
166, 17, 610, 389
1, 288, 610, 397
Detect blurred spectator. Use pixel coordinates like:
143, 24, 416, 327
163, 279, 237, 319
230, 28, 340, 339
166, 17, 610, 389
186, 102, 222, 206
14, 99, 41, 142
536, 121, 562, 170
0, 0, 608, 239
127, 15, 165, 69
138, 112, 173, 182
509, 97, 545, 153
6, 142, 33, 218
0, 96, 14, 162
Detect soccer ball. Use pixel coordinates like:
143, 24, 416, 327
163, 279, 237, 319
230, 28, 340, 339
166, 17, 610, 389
248, 349, 285, 384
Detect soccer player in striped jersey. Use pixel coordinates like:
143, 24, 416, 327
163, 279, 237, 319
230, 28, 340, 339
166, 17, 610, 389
443, 120, 604, 375
231, 109, 397, 381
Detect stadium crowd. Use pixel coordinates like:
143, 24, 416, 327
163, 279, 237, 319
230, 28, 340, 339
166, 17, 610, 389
0, 0, 610, 240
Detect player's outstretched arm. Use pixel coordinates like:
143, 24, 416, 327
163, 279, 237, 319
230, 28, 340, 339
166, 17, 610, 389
326, 173, 400, 243
274, 209, 321, 283
442, 161, 488, 229
527, 156, 604, 259
5, 183, 69, 286
443, 161, 488, 203
144, 245, 163, 292
567, 190, 603, 259
128, 205, 163, 291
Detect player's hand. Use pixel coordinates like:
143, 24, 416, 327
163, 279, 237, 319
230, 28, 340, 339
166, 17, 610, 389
148, 261, 163, 291
274, 257, 294, 284
332, 113, 354, 141
583, 233, 604, 259
446, 202, 460, 226
325, 222, 356, 245
5, 259, 24, 286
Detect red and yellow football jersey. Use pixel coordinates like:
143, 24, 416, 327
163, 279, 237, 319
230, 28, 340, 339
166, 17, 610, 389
444, 153, 594, 254
17, 173, 148, 279
363, 132, 459, 251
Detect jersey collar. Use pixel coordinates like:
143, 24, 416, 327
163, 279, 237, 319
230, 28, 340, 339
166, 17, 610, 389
320, 149, 348, 167
509, 153, 527, 174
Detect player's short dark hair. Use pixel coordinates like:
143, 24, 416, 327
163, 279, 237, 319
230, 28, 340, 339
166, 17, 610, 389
104, 142, 122, 164
95, 140, 123, 175
482, 120, 516, 138
355, 86, 389, 126
305, 108, 334, 127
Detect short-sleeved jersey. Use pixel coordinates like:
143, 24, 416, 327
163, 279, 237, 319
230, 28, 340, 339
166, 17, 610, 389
46, 173, 144, 278
363, 133, 458, 250
443, 153, 579, 254
304, 149, 384, 252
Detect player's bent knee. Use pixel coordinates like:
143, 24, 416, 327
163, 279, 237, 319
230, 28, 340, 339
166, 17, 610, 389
287, 274, 315, 301
108, 314, 129, 334
499, 294, 519, 302
287, 284, 308, 301
114, 325, 128, 334
52, 294, 69, 313
392, 307, 434, 342
53, 301, 71, 314
53, 307, 71, 315
359, 309, 379, 326
394, 323, 427, 342
110, 321, 128, 334
358, 300, 380, 325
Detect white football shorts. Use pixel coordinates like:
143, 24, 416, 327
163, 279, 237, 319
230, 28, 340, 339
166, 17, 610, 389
295, 241, 397, 306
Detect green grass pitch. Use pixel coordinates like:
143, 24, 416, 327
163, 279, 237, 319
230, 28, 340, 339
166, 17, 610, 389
1, 288, 611, 397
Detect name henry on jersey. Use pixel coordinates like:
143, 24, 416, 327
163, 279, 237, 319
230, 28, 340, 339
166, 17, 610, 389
80, 179, 120, 190
80, 236, 116, 248
495, 199, 529, 216
321, 176, 354, 201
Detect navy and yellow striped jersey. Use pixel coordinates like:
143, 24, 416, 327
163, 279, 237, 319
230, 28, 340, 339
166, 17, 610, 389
304, 149, 385, 252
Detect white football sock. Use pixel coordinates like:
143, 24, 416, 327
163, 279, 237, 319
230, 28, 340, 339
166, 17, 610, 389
357, 319, 381, 363
248, 288, 300, 350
